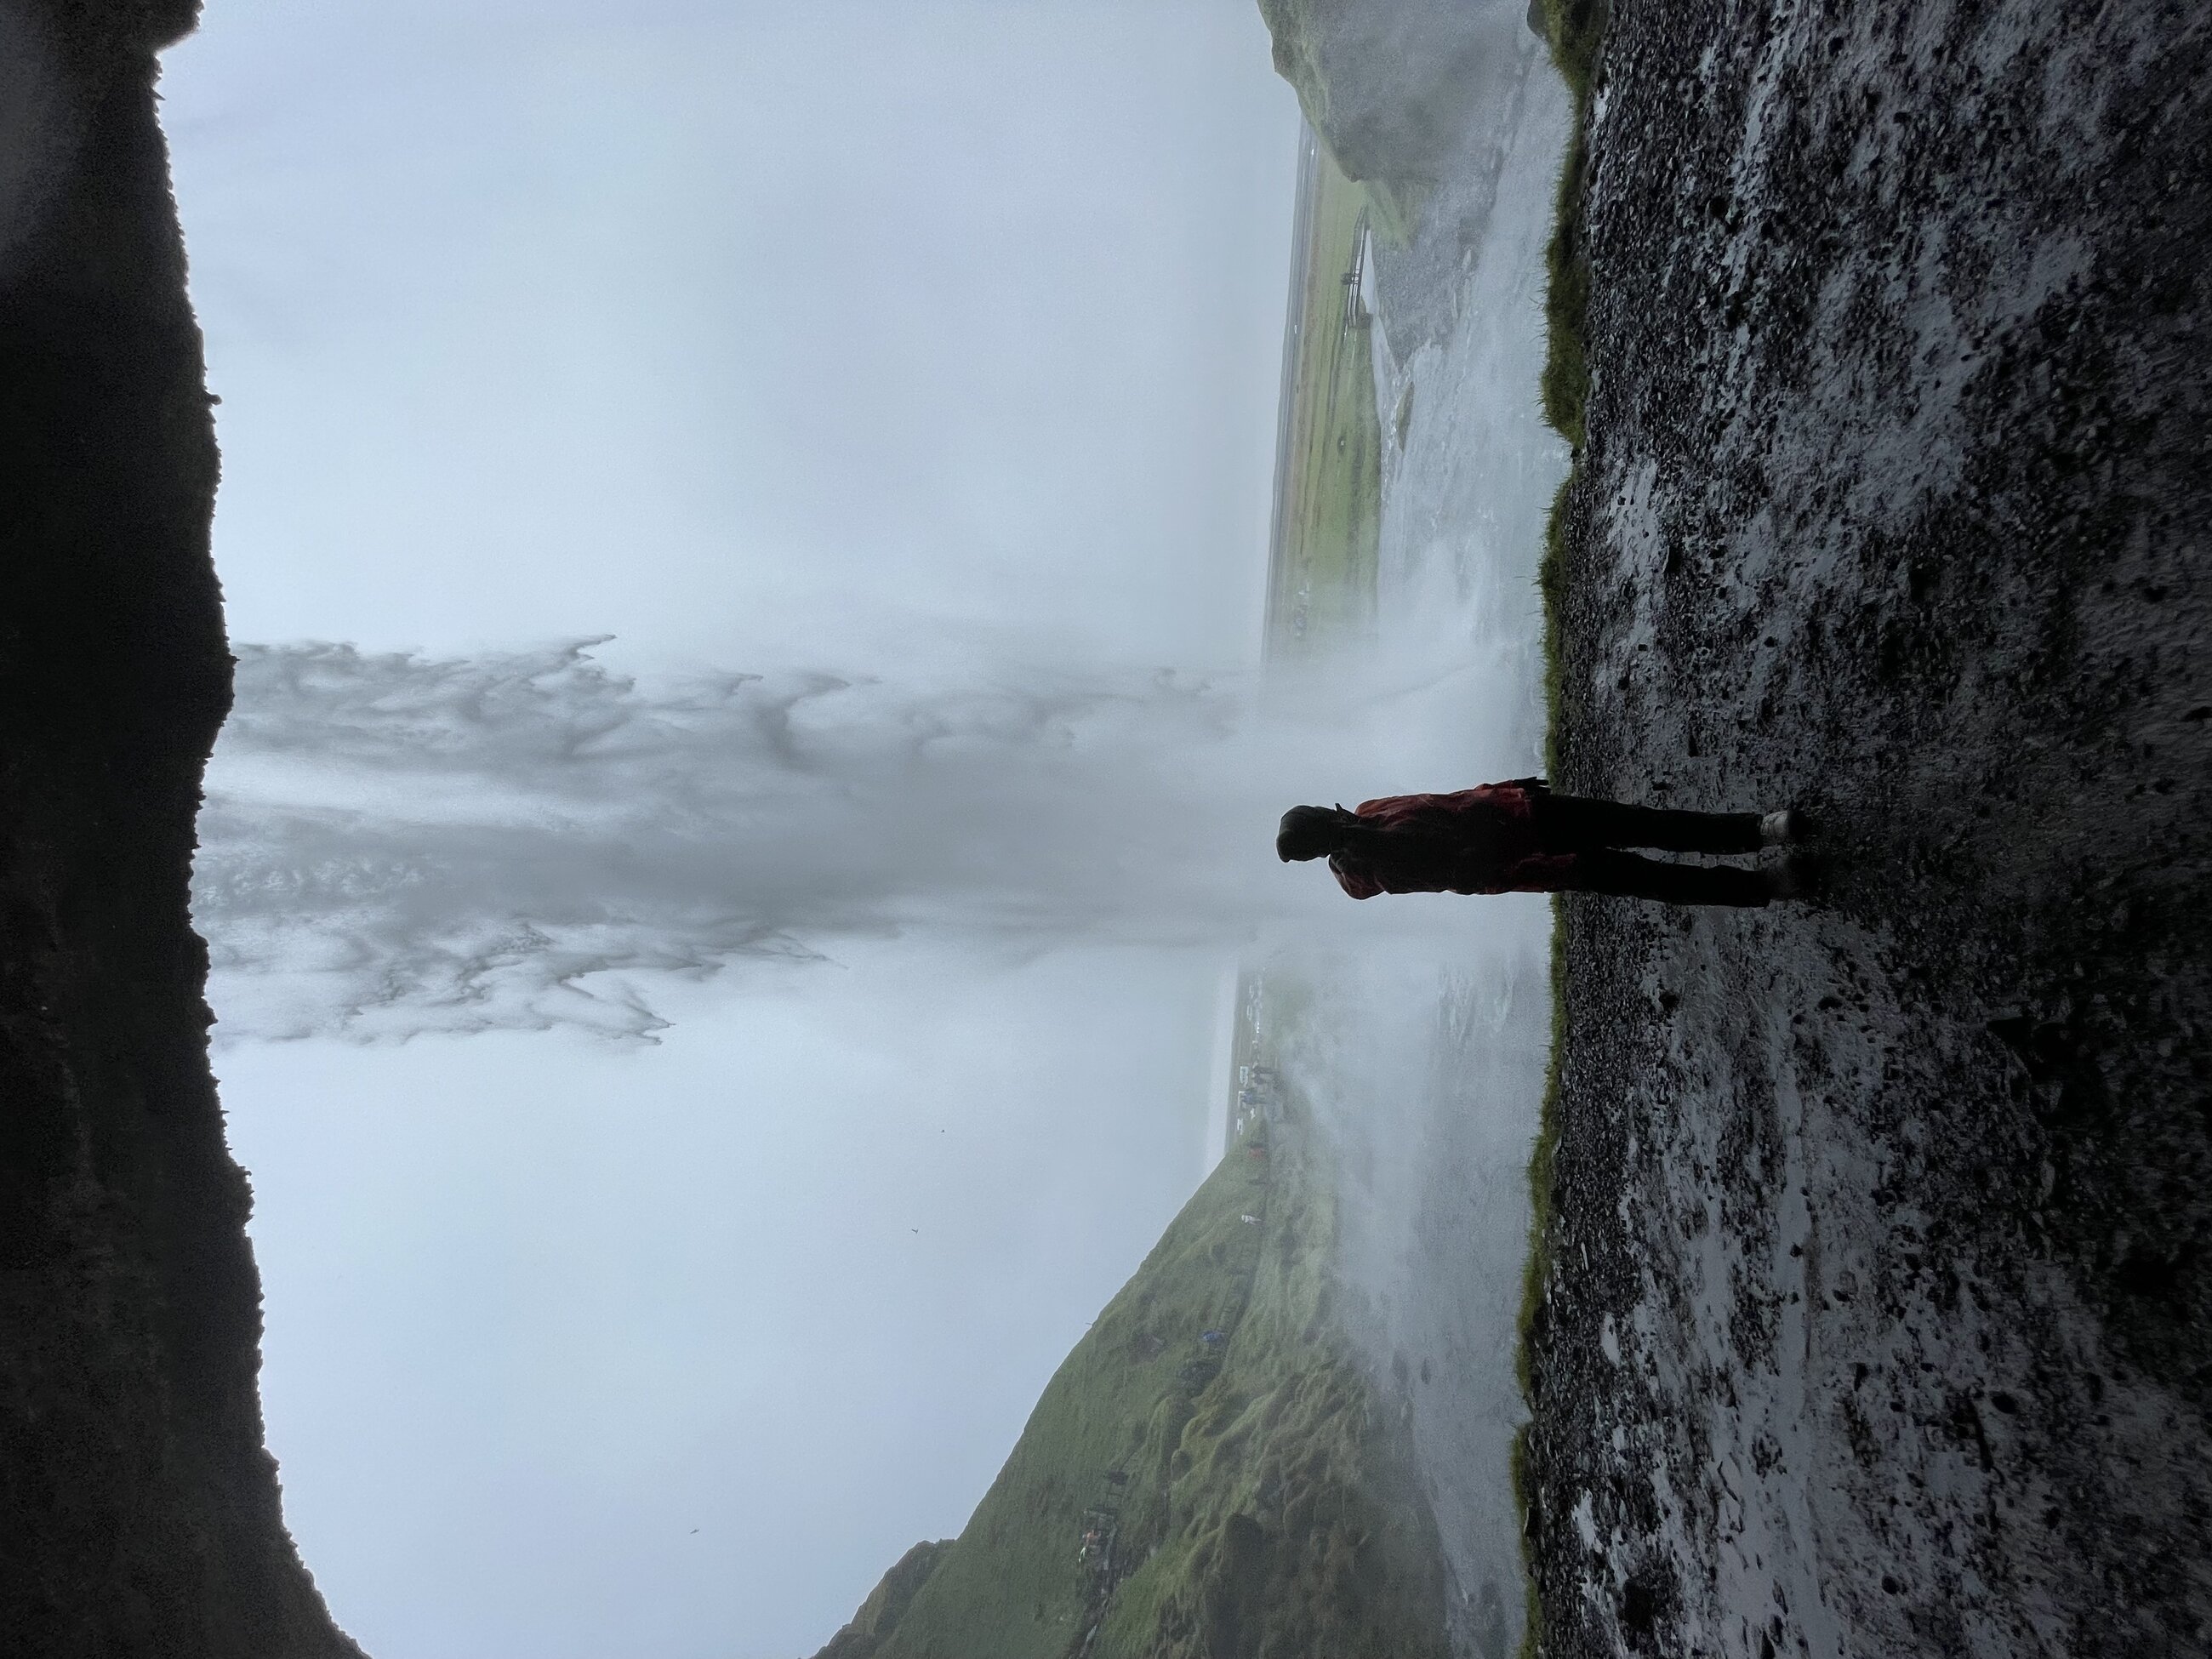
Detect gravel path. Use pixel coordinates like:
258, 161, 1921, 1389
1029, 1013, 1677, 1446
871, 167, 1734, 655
1523, 2, 2212, 1655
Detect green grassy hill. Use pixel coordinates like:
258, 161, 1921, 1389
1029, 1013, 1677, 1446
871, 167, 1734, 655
810, 1108, 1446, 1659
1265, 145, 1383, 660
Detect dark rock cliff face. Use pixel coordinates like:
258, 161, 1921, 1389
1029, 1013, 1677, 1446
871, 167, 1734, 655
0, 4, 361, 1653
1527, 1, 2210, 1656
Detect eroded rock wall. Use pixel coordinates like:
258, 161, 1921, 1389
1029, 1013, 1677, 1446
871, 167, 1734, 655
0, 4, 362, 1653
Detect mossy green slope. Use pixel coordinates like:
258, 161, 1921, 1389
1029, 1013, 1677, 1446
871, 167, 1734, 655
850, 1109, 1445, 1659
1521, 3, 1609, 1656
811, 1541, 954, 1659
1267, 147, 1382, 658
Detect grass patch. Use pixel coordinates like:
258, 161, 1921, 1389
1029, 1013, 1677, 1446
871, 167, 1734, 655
1519, 4, 1609, 1655
1514, 897, 1570, 1405
1538, 477, 1572, 779
1509, 1423, 1543, 1659
1509, 899, 1570, 1659
1361, 179, 1428, 249
1267, 145, 1384, 657
843, 1103, 1446, 1659
1536, 0, 1608, 447
1539, 155, 1592, 445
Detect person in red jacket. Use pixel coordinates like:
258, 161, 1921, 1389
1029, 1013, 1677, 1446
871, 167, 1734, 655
1276, 780, 1812, 907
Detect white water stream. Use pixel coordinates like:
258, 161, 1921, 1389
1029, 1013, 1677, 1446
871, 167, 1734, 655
1268, 17, 1572, 1656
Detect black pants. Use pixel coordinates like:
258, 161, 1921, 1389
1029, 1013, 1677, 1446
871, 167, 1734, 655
1532, 795, 1769, 907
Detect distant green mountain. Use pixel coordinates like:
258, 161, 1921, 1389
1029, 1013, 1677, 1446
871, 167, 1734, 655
1257, 0, 1491, 190
811, 1541, 954, 1659
809, 1107, 1447, 1659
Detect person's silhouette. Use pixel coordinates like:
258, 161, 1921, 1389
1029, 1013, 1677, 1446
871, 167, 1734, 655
1278, 779, 1812, 907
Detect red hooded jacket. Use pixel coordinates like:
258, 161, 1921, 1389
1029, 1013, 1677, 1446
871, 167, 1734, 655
1327, 782, 1578, 898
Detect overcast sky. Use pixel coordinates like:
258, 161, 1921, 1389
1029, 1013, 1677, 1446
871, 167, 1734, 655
162, 4, 1299, 1656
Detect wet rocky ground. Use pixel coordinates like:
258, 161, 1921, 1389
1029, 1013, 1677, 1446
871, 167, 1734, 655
1524, 1, 2211, 1656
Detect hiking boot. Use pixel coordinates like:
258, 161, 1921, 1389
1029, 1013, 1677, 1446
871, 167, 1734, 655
1760, 808, 1813, 846
1765, 852, 1824, 902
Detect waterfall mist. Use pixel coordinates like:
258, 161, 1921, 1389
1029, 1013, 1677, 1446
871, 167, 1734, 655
195, 636, 1528, 1042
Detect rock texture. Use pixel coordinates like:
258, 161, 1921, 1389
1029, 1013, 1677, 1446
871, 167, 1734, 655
1525, 1, 2211, 1656
0, 3, 362, 1653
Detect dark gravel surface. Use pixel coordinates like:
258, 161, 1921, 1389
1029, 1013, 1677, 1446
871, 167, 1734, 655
1522, 2, 2211, 1656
